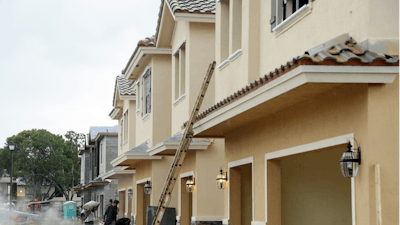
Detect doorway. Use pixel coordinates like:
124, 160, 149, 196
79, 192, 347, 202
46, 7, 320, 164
229, 162, 252, 225
137, 182, 151, 225
280, 147, 351, 225
119, 190, 126, 218
180, 176, 193, 225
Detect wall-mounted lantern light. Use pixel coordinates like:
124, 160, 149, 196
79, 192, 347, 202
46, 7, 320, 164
340, 141, 361, 178
186, 177, 195, 193
216, 168, 228, 189
114, 191, 118, 199
128, 189, 133, 199
144, 181, 151, 195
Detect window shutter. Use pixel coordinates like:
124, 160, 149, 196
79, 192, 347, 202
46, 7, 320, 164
270, 0, 277, 31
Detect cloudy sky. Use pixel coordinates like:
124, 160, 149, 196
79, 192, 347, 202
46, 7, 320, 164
0, 0, 160, 145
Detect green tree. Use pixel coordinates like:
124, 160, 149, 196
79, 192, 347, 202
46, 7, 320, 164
0, 129, 84, 201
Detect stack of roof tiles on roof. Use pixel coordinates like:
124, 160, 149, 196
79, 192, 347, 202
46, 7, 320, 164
182, 38, 399, 129
169, 0, 216, 14
138, 35, 156, 47
117, 75, 136, 96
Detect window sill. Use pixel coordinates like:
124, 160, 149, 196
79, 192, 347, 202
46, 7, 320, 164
217, 49, 243, 71
135, 109, 140, 114
272, 3, 312, 36
141, 113, 150, 122
173, 94, 186, 106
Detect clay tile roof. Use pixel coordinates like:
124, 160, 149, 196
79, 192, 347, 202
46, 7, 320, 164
169, 0, 216, 14
182, 38, 399, 129
137, 35, 156, 47
116, 75, 136, 96
155, 0, 215, 45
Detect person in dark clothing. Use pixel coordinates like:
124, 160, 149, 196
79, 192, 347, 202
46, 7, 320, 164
103, 199, 113, 221
103, 200, 119, 225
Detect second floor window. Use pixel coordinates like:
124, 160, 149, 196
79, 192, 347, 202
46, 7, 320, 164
270, 0, 309, 30
220, 0, 242, 62
100, 144, 102, 164
174, 41, 186, 100
124, 110, 128, 141
142, 68, 151, 117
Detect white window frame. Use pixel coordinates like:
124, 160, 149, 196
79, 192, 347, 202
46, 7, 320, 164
173, 39, 186, 104
272, 0, 312, 35
135, 80, 140, 114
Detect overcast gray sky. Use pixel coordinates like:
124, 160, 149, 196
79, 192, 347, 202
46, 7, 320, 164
0, 0, 160, 145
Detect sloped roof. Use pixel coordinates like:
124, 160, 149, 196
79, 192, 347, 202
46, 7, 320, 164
183, 37, 399, 128
126, 141, 149, 154
169, 0, 216, 14
121, 35, 155, 75
155, 0, 216, 44
117, 75, 136, 96
89, 125, 118, 141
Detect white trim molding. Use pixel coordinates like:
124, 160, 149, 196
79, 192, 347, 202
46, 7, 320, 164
126, 47, 171, 79
217, 59, 230, 70
273, 2, 313, 37
173, 94, 186, 106
110, 152, 162, 168
228, 156, 254, 222
228, 49, 242, 62
217, 49, 243, 71
180, 171, 194, 178
173, 38, 186, 56
251, 222, 266, 225
136, 177, 151, 184
147, 139, 211, 156
118, 188, 126, 192
193, 65, 399, 136
264, 133, 356, 225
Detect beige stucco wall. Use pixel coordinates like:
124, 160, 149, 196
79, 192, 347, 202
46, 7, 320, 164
135, 58, 154, 147
135, 54, 172, 147
221, 78, 398, 224
280, 146, 352, 225
151, 54, 172, 145
171, 21, 216, 135
215, 0, 399, 102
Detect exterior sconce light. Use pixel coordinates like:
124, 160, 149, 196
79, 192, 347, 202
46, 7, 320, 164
340, 141, 361, 178
128, 189, 133, 199
185, 177, 195, 193
114, 191, 118, 199
8, 141, 15, 151
144, 181, 151, 195
216, 168, 228, 189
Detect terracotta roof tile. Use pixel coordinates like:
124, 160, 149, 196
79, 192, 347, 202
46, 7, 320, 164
121, 35, 155, 75
183, 38, 399, 129
137, 35, 156, 47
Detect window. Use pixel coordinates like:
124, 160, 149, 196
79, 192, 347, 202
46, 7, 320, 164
271, 0, 310, 31
123, 110, 128, 142
120, 119, 124, 145
219, 0, 242, 62
173, 41, 186, 100
142, 68, 151, 117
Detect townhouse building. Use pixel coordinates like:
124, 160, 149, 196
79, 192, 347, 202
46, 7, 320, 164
188, 1, 399, 225
106, 1, 226, 225
74, 126, 119, 218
